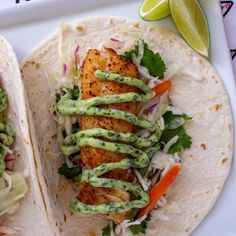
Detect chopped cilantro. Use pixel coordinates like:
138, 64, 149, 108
163, 111, 191, 124
122, 41, 166, 78
55, 92, 61, 103
130, 208, 140, 221
67, 85, 80, 100
62, 129, 67, 139
0, 88, 8, 113
138, 143, 160, 176
72, 122, 80, 134
102, 223, 111, 236
58, 163, 81, 180
122, 45, 138, 61
129, 213, 151, 235
146, 143, 161, 161
159, 111, 192, 153
141, 43, 166, 77
61, 123, 79, 138
0, 112, 6, 124
113, 223, 117, 231
160, 126, 192, 154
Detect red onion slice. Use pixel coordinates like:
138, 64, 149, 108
74, 45, 80, 71
139, 95, 160, 117
4, 153, 15, 162
110, 38, 123, 43
104, 38, 125, 50
62, 63, 67, 76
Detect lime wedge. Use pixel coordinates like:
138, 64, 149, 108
139, 0, 170, 21
169, 0, 209, 57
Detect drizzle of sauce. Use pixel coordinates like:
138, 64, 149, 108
0, 88, 15, 175
57, 70, 161, 215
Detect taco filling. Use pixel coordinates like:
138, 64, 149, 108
21, 17, 233, 236
54, 39, 192, 235
0, 85, 28, 217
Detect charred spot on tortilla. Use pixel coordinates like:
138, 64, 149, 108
200, 143, 206, 150
35, 62, 40, 69
208, 103, 223, 111
76, 25, 86, 34
132, 22, 140, 28
185, 227, 190, 233
221, 157, 228, 164
214, 103, 223, 111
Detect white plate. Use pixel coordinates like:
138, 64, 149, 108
0, 0, 235, 235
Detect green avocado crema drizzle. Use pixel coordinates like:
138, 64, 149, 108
0, 88, 15, 175
57, 70, 162, 215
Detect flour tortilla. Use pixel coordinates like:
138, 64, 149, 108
21, 17, 233, 236
0, 36, 54, 236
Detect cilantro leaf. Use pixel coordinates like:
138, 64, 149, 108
62, 129, 67, 139
122, 45, 138, 61
67, 85, 80, 100
160, 126, 192, 154
163, 111, 191, 130
159, 110, 192, 153
130, 208, 140, 221
163, 111, 191, 125
141, 43, 166, 77
122, 41, 166, 78
102, 224, 111, 236
55, 92, 61, 103
58, 163, 81, 180
71, 122, 80, 134
129, 213, 151, 235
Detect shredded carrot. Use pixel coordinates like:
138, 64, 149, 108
137, 163, 181, 218
153, 80, 172, 96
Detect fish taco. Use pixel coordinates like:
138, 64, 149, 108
21, 17, 233, 236
0, 36, 54, 236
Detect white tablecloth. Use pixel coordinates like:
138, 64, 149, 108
0, 0, 235, 76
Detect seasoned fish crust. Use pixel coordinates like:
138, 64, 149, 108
78, 48, 139, 223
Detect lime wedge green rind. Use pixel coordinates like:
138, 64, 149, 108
139, 0, 170, 21
169, 0, 209, 57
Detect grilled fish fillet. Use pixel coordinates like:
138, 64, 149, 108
79, 48, 139, 223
